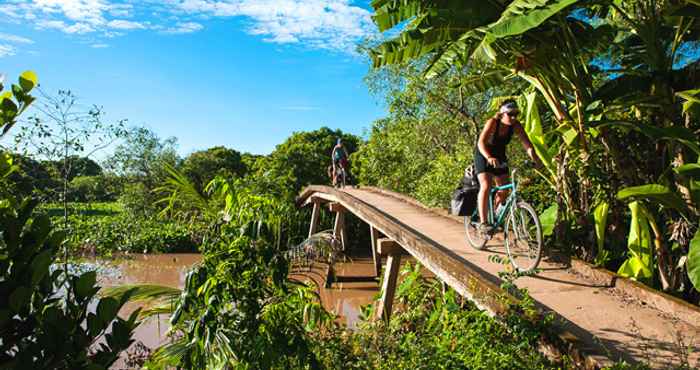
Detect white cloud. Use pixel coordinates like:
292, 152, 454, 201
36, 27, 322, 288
108, 3, 133, 17
38, 20, 95, 34
107, 19, 145, 29
163, 22, 203, 34
0, 44, 16, 58
91, 43, 109, 48
172, 0, 375, 52
0, 0, 376, 53
32, 0, 110, 25
0, 33, 34, 44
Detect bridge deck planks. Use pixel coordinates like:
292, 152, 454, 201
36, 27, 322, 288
298, 186, 700, 368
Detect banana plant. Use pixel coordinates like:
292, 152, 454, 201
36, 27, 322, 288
616, 201, 654, 282
617, 171, 699, 290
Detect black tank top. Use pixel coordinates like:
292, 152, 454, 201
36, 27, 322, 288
487, 119, 513, 160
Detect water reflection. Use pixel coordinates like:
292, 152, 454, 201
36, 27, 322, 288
291, 257, 380, 329
95, 254, 202, 355
94, 254, 380, 342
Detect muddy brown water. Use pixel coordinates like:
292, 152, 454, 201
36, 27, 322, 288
95, 253, 381, 368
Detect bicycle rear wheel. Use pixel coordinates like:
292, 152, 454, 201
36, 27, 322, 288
504, 201, 543, 272
335, 168, 346, 188
464, 213, 487, 250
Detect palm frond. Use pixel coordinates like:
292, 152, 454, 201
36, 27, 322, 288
101, 284, 181, 308
144, 337, 191, 369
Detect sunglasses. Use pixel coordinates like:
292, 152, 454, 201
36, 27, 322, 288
507, 112, 519, 119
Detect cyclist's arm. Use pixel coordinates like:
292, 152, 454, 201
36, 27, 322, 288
514, 122, 540, 164
477, 119, 497, 159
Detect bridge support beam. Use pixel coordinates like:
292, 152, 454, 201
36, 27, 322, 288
376, 238, 406, 322
330, 203, 346, 251
370, 226, 381, 277
308, 199, 321, 239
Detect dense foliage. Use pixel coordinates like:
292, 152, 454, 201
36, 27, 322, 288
365, 0, 700, 302
0, 198, 140, 369
181, 146, 247, 190
314, 263, 555, 370
41, 203, 196, 255
356, 63, 549, 210
8, 1, 700, 365
1, 72, 143, 370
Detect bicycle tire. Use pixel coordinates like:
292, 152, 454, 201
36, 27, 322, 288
464, 214, 488, 250
504, 201, 543, 272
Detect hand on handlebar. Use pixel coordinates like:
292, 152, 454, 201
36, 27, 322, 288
487, 157, 500, 167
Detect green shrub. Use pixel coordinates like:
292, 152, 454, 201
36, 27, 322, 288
69, 175, 116, 202
0, 197, 140, 369
118, 182, 158, 218
42, 202, 197, 255
64, 214, 196, 255
313, 263, 555, 369
414, 153, 472, 208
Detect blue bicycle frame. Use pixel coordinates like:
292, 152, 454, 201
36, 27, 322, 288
470, 178, 517, 227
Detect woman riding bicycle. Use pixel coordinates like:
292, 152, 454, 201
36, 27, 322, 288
474, 100, 539, 233
331, 138, 349, 186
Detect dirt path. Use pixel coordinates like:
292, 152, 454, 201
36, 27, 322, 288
339, 187, 699, 369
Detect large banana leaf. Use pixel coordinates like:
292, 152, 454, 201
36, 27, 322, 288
691, 180, 700, 207
539, 203, 558, 237
370, 1, 504, 68
485, 0, 579, 42
617, 201, 654, 281
522, 91, 557, 179
688, 229, 700, 290
371, 0, 423, 32
676, 88, 700, 118
675, 163, 700, 179
593, 201, 610, 266
617, 184, 690, 215
595, 120, 700, 155
370, 27, 460, 68
454, 67, 509, 95
424, 30, 483, 79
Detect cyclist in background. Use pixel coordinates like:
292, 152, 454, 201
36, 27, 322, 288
474, 100, 540, 233
331, 138, 349, 186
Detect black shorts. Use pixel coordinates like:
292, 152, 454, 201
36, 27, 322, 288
474, 151, 508, 176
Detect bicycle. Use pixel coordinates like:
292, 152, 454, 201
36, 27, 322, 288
464, 166, 543, 272
332, 162, 347, 188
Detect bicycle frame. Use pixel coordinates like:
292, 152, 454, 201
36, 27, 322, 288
471, 168, 519, 227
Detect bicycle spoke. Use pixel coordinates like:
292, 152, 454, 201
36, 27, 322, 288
504, 202, 543, 272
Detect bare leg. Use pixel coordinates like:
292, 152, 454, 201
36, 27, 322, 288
332, 163, 337, 185
477, 172, 492, 224
494, 174, 511, 210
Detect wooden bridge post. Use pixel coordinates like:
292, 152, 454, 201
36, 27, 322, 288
308, 199, 321, 239
370, 226, 381, 277
376, 238, 406, 322
330, 203, 346, 251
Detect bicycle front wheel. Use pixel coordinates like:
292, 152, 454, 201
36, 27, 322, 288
464, 213, 487, 250
504, 201, 543, 272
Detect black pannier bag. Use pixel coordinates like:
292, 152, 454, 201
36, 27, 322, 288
450, 164, 480, 216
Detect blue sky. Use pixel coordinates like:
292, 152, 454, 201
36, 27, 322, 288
0, 0, 385, 155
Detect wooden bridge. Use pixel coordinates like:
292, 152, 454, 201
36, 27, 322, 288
297, 186, 700, 369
